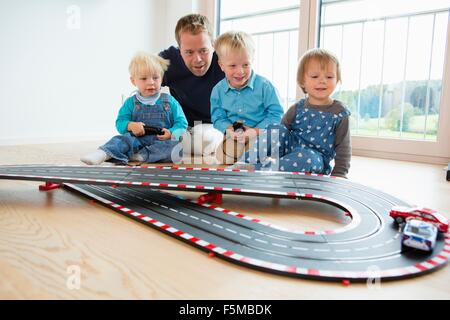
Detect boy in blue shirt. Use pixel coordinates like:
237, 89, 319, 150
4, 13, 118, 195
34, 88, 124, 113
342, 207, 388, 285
81, 52, 188, 165
211, 31, 284, 164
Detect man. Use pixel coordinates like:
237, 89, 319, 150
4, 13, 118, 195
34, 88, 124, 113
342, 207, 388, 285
160, 14, 225, 158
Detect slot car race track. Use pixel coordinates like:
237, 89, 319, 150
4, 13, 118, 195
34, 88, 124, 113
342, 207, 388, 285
0, 164, 449, 282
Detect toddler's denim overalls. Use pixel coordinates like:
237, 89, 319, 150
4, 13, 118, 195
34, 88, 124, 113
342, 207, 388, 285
100, 93, 179, 164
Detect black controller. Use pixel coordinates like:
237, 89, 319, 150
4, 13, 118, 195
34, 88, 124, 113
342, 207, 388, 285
144, 126, 164, 135
232, 121, 246, 132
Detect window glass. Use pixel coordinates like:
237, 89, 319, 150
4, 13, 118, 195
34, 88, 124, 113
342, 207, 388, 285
320, 0, 449, 140
219, 0, 300, 110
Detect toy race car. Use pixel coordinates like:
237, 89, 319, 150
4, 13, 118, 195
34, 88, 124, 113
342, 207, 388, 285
390, 205, 449, 233
401, 219, 438, 252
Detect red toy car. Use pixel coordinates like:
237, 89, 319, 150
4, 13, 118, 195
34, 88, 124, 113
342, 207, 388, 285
390, 206, 449, 233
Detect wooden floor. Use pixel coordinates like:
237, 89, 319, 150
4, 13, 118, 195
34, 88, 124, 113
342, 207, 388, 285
0, 141, 449, 299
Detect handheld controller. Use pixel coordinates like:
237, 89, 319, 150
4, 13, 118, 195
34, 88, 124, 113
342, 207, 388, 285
232, 121, 246, 132
144, 126, 164, 135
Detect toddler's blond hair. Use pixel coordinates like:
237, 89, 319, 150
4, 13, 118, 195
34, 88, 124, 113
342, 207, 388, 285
297, 48, 341, 93
214, 31, 255, 60
129, 52, 169, 78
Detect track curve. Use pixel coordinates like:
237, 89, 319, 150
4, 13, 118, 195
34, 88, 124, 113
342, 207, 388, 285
1, 164, 449, 281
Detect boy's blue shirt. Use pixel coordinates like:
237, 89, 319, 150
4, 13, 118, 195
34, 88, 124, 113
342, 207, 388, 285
210, 71, 284, 133
115, 94, 188, 140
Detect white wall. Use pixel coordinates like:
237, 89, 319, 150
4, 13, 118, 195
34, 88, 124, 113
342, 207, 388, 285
0, 0, 210, 146
0, 0, 164, 145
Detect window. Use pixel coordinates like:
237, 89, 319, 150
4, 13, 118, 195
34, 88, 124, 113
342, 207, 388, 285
218, 0, 300, 110
320, 0, 449, 141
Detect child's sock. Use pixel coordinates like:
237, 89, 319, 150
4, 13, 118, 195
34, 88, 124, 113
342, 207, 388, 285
80, 149, 110, 165
129, 152, 145, 163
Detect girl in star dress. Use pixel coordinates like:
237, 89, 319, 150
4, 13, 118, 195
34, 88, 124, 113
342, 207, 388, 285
237, 48, 351, 178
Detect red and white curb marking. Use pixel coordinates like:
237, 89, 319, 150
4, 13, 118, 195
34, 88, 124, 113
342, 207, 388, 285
65, 183, 450, 281
1, 163, 346, 177
0, 167, 347, 203
192, 194, 360, 236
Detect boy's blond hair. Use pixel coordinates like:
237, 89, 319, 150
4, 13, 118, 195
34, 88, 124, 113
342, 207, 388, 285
214, 31, 255, 60
129, 52, 170, 78
297, 48, 341, 93
175, 14, 213, 46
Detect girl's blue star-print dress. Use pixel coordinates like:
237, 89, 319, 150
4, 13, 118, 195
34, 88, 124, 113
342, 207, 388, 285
241, 99, 350, 175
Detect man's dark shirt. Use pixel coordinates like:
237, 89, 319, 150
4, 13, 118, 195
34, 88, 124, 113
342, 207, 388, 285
160, 46, 225, 126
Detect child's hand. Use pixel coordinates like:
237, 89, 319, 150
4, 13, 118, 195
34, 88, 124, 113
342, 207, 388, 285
225, 124, 241, 141
236, 127, 259, 144
157, 128, 172, 140
128, 122, 145, 136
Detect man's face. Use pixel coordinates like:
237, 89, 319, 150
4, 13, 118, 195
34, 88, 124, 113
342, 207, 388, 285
179, 31, 214, 77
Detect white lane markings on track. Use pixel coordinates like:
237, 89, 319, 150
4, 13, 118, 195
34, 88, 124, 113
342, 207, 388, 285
190, 216, 199, 220
213, 224, 223, 229
372, 243, 384, 248
313, 248, 330, 252
355, 247, 369, 251
240, 233, 251, 239
385, 239, 394, 244
201, 219, 211, 224
334, 249, 351, 253
226, 228, 237, 234
172, 175, 183, 178
255, 238, 268, 244
292, 246, 308, 251
272, 243, 288, 248
271, 242, 287, 248
179, 212, 188, 216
